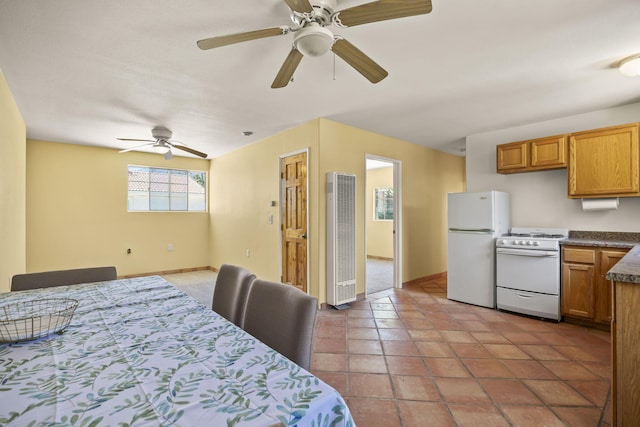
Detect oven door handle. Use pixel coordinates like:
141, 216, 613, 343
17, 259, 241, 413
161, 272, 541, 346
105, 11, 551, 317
496, 248, 558, 257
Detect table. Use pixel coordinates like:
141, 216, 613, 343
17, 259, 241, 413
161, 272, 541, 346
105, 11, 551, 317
0, 276, 354, 426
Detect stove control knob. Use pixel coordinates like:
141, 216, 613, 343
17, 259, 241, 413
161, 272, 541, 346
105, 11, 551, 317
526, 240, 533, 245
533, 241, 540, 246
499, 239, 506, 245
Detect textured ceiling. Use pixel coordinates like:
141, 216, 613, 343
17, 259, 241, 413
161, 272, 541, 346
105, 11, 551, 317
1, 0, 640, 159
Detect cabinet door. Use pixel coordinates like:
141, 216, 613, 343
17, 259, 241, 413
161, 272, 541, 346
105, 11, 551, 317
531, 135, 567, 169
614, 281, 640, 424
562, 263, 595, 319
597, 249, 628, 324
568, 123, 640, 197
497, 142, 527, 173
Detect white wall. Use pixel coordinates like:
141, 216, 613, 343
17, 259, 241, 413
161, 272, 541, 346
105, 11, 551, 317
466, 102, 640, 232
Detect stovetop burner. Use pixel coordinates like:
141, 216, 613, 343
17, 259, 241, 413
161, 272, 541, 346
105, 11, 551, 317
497, 227, 569, 250
504, 227, 569, 241
508, 232, 566, 239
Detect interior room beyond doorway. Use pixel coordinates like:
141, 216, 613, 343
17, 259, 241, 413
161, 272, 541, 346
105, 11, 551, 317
366, 158, 395, 294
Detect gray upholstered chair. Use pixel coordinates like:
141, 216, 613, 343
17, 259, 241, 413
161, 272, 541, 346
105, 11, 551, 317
243, 279, 318, 370
11, 266, 118, 292
211, 264, 256, 328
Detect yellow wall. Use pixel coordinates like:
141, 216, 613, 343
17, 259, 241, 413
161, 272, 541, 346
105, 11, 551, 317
209, 120, 321, 296
318, 119, 465, 299
210, 118, 466, 304
0, 71, 27, 293
26, 140, 210, 276
366, 166, 394, 259
18, 117, 464, 300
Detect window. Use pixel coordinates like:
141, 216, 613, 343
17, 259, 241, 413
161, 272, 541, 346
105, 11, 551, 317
128, 165, 207, 211
374, 187, 393, 221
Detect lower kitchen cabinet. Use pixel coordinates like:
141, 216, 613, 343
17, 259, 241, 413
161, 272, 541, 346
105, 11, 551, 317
612, 279, 640, 425
561, 245, 628, 327
598, 250, 627, 323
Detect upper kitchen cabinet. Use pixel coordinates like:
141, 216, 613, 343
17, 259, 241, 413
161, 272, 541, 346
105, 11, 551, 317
497, 135, 567, 174
568, 123, 640, 198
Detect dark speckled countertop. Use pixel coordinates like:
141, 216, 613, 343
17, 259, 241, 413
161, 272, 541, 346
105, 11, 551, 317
561, 230, 640, 248
561, 231, 640, 284
606, 246, 640, 284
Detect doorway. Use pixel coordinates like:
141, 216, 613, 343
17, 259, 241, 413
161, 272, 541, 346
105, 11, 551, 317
365, 155, 402, 294
280, 151, 308, 293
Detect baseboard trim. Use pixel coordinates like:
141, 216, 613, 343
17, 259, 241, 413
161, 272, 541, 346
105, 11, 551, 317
403, 271, 447, 287
366, 255, 394, 261
119, 266, 216, 279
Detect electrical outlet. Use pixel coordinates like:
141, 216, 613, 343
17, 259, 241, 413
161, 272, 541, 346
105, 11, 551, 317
168, 244, 173, 251
267, 214, 273, 224
245, 249, 250, 258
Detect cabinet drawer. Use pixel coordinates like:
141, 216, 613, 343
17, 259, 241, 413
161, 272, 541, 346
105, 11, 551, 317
563, 247, 596, 264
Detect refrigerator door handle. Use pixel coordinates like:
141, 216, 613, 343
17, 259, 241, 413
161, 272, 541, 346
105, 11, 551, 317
449, 228, 494, 234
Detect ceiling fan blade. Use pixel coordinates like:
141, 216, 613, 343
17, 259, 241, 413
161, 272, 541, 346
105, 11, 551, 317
197, 27, 288, 50
283, 0, 313, 13
118, 142, 155, 153
331, 38, 388, 83
272, 48, 304, 88
117, 138, 155, 143
172, 144, 208, 158
335, 0, 432, 27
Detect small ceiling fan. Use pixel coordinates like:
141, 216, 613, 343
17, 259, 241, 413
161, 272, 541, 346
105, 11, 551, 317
118, 127, 208, 160
197, 0, 433, 88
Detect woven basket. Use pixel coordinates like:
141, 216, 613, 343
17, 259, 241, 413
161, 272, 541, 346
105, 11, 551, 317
0, 298, 79, 343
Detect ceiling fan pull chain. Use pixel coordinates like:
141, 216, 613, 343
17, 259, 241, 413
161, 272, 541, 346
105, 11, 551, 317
333, 51, 336, 81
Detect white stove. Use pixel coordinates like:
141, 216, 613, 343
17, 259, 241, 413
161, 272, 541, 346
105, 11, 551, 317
495, 227, 568, 321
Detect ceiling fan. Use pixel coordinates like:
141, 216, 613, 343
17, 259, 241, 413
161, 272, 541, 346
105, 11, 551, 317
197, 0, 433, 88
118, 127, 208, 160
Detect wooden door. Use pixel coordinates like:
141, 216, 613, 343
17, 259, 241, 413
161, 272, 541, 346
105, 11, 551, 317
281, 152, 308, 293
597, 249, 628, 324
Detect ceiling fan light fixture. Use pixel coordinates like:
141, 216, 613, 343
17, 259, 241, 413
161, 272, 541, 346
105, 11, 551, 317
153, 143, 171, 154
619, 54, 640, 77
294, 23, 334, 57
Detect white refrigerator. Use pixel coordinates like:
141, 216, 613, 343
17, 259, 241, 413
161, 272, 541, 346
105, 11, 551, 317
447, 191, 510, 308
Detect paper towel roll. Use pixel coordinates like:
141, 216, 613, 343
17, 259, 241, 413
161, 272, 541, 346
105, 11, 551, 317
581, 198, 619, 211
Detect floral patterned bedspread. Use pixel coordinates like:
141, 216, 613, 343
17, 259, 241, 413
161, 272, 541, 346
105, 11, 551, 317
0, 276, 354, 426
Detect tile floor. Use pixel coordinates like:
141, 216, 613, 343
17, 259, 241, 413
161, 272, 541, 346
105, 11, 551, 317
366, 257, 394, 294
311, 276, 612, 427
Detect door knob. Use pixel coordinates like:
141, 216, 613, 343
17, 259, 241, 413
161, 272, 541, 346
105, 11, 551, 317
302, 233, 307, 239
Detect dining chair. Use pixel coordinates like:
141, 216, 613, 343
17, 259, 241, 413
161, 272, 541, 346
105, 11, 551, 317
211, 264, 256, 328
243, 279, 318, 371
11, 266, 118, 292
